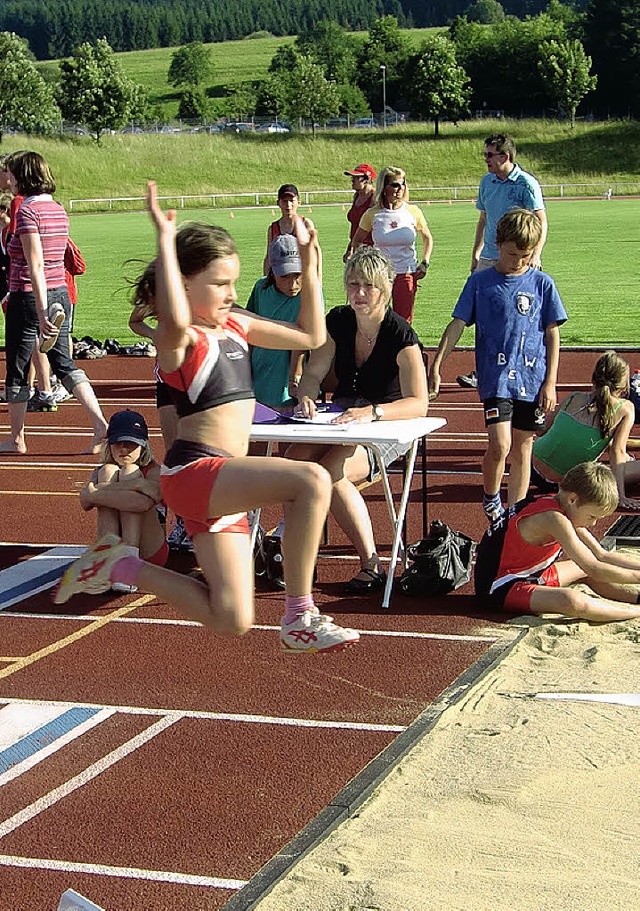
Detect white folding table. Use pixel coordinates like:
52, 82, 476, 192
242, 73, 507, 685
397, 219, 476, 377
249, 416, 446, 608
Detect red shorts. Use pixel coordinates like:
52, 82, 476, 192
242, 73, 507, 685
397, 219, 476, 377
392, 272, 419, 323
160, 455, 249, 539
146, 539, 169, 567
502, 564, 560, 613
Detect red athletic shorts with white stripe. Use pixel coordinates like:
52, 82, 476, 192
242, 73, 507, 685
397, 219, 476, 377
160, 439, 249, 539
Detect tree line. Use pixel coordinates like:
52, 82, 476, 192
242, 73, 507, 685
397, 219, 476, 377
0, 1, 636, 144
0, 0, 585, 59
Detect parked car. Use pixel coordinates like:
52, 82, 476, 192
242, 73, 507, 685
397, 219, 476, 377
120, 125, 144, 134
257, 122, 290, 134
224, 122, 254, 133
326, 118, 348, 129
191, 123, 224, 134
353, 117, 375, 129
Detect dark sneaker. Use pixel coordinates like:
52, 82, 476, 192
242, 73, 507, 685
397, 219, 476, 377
456, 370, 478, 389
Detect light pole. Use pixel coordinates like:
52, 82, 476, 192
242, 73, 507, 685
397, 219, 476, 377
380, 64, 386, 129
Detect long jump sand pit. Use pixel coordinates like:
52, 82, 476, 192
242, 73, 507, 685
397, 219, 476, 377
255, 613, 640, 911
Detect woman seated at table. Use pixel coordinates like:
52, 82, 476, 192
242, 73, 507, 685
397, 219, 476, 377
287, 245, 428, 592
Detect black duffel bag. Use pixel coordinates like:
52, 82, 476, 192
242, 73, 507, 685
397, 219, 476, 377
399, 520, 476, 597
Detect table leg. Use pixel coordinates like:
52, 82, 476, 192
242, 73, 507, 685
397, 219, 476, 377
381, 439, 420, 609
249, 441, 275, 551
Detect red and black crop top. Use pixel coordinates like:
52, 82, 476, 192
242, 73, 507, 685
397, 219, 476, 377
158, 316, 254, 417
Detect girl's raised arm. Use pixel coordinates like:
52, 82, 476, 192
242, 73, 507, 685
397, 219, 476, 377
146, 182, 192, 366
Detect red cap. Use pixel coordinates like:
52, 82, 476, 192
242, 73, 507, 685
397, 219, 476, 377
344, 163, 377, 180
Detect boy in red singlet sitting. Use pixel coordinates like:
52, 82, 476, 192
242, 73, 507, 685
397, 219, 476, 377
475, 461, 640, 622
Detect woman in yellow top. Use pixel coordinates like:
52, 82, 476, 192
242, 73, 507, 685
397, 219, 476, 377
351, 166, 433, 323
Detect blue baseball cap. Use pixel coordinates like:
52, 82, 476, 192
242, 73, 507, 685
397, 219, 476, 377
107, 409, 148, 446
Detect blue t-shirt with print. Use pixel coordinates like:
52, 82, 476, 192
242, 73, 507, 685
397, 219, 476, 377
452, 267, 567, 402
476, 164, 545, 260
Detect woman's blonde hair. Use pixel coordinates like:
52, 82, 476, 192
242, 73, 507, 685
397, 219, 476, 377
102, 439, 155, 469
373, 166, 409, 208
344, 245, 395, 306
559, 461, 618, 513
588, 350, 630, 436
130, 221, 237, 318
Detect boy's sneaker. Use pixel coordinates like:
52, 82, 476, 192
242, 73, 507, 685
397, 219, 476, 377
28, 392, 58, 412
280, 609, 360, 654
51, 382, 73, 404
111, 582, 138, 594
456, 370, 478, 389
167, 516, 194, 552
54, 534, 127, 604
39, 302, 66, 353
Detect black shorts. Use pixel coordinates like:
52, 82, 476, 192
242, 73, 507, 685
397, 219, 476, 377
483, 397, 545, 432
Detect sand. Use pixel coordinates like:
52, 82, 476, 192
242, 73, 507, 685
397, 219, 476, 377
255, 614, 640, 911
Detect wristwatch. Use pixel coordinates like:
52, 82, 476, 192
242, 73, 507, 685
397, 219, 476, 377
372, 404, 384, 422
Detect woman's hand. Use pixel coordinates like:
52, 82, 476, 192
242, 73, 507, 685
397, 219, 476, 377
618, 496, 640, 512
146, 181, 176, 240
332, 406, 374, 425
294, 396, 317, 420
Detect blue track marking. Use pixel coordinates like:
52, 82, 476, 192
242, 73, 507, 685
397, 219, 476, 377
0, 546, 86, 610
0, 706, 102, 774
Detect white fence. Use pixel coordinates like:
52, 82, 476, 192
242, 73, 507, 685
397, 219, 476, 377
68, 183, 639, 213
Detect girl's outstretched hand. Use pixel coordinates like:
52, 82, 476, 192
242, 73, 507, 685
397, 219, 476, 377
292, 213, 311, 248
146, 181, 176, 238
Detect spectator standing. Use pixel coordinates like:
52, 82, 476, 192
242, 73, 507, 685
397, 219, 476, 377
247, 234, 306, 408
0, 151, 107, 453
351, 166, 433, 324
429, 209, 566, 522
342, 163, 376, 263
264, 184, 321, 281
460, 135, 547, 389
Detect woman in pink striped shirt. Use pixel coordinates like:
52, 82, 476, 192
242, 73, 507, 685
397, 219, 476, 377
1, 151, 107, 454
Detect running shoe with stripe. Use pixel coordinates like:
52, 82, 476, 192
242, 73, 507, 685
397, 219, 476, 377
54, 534, 127, 604
280, 609, 360, 654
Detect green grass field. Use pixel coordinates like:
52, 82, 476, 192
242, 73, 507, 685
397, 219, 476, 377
7, 196, 635, 349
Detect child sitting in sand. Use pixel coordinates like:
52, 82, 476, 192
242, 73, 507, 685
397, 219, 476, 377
79, 409, 168, 592
475, 461, 640, 622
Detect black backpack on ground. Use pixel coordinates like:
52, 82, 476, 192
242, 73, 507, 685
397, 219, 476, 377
399, 520, 476, 597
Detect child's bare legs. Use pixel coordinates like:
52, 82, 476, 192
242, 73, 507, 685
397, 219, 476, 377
71, 380, 108, 453
94, 465, 126, 539
507, 429, 535, 506
483, 421, 511, 517
530, 559, 640, 622
0, 401, 28, 453
114, 456, 331, 634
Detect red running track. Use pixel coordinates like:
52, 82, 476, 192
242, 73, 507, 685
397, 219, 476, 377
0, 349, 620, 909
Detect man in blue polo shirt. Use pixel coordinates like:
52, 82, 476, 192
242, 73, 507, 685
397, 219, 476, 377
457, 134, 547, 390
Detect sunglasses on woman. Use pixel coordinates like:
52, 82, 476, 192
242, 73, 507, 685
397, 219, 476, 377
386, 181, 405, 189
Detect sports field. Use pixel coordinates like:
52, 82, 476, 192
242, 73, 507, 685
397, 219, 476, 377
12, 196, 638, 349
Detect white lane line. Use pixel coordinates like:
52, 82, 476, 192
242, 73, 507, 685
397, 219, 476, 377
536, 692, 640, 707
0, 546, 86, 610
0, 698, 406, 734
0, 612, 496, 643
0, 708, 114, 788
0, 715, 178, 839
0, 854, 247, 889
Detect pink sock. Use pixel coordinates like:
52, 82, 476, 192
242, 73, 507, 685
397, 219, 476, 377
110, 555, 144, 587
284, 594, 315, 624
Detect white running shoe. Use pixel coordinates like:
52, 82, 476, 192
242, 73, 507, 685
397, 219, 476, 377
280, 609, 360, 654
54, 534, 127, 604
111, 582, 138, 594
40, 301, 66, 353
51, 382, 73, 403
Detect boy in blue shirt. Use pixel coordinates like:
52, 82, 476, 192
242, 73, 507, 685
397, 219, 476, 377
429, 208, 567, 521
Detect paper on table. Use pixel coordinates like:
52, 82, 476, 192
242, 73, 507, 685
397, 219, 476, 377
289, 410, 350, 427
